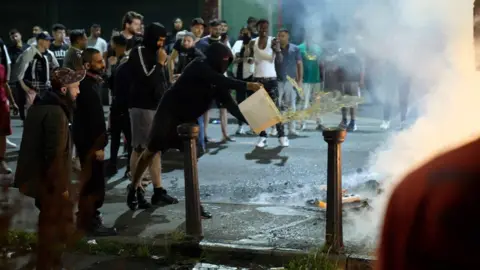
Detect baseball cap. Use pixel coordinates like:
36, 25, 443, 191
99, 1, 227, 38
36, 31, 54, 41
191, 18, 206, 27
52, 68, 86, 86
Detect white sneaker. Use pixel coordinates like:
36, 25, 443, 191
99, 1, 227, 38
269, 128, 278, 136
256, 137, 267, 148
279, 136, 289, 147
380, 121, 390, 130
300, 123, 307, 131
6, 139, 16, 148
72, 157, 81, 171
236, 125, 246, 135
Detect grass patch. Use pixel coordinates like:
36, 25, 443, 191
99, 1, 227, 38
284, 247, 342, 270
1, 230, 192, 259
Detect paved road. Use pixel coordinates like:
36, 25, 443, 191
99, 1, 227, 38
5, 103, 404, 207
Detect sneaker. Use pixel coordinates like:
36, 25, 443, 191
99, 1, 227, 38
0, 160, 11, 174
72, 157, 81, 171
201, 205, 212, 219
137, 188, 152, 209
151, 187, 179, 205
347, 121, 357, 132
126, 184, 138, 211
256, 137, 267, 148
279, 136, 290, 147
288, 130, 299, 136
380, 121, 390, 130
6, 139, 16, 148
235, 125, 246, 135
300, 123, 307, 131
339, 119, 348, 129
269, 128, 278, 136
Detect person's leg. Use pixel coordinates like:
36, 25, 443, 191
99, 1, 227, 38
301, 83, 312, 130
197, 115, 206, 152
399, 79, 410, 124
149, 152, 178, 205
108, 111, 121, 174
285, 81, 297, 134
203, 110, 210, 141
0, 101, 12, 173
347, 82, 359, 132
339, 83, 348, 128
122, 113, 133, 175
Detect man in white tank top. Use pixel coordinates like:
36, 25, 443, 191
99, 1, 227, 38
249, 19, 289, 147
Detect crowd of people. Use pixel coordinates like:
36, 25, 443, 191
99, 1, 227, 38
0, 10, 411, 237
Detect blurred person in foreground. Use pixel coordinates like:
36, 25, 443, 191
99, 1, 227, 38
14, 67, 84, 269
130, 42, 263, 218
376, 138, 480, 270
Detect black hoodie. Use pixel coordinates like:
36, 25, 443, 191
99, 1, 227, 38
147, 42, 249, 153
127, 22, 169, 110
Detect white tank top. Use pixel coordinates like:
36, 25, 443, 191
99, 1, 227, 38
253, 36, 277, 78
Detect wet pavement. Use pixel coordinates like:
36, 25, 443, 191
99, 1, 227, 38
3, 103, 395, 264
5, 105, 392, 206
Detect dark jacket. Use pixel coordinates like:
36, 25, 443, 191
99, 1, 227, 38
14, 91, 73, 198
127, 22, 169, 110
148, 43, 248, 152
112, 57, 131, 114
173, 39, 204, 74
73, 73, 107, 154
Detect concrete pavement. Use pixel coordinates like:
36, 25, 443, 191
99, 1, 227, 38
2, 103, 402, 268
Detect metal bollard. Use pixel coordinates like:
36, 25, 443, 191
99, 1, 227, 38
177, 123, 203, 239
322, 128, 346, 253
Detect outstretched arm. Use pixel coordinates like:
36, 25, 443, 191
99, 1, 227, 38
216, 89, 248, 124
200, 61, 247, 91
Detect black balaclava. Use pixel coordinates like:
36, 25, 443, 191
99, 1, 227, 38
205, 42, 233, 74
142, 22, 167, 53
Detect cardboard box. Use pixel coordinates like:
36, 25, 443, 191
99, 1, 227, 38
239, 88, 282, 134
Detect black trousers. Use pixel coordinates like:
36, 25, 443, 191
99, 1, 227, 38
235, 76, 253, 126
253, 78, 285, 137
109, 110, 132, 169
12, 82, 26, 121
77, 149, 105, 229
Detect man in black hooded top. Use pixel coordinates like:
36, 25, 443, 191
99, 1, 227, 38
124, 23, 175, 210
129, 42, 262, 218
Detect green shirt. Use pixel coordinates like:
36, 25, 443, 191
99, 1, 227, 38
298, 43, 322, 83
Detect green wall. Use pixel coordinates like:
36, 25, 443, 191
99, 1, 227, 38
221, 0, 278, 40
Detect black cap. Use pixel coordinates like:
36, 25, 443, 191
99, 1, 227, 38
37, 31, 54, 41
209, 19, 221, 27
191, 18, 205, 27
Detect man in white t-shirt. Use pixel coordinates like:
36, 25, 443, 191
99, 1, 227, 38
87, 24, 108, 58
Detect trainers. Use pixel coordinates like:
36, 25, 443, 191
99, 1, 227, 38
380, 121, 390, 130
279, 136, 290, 147
300, 123, 307, 131
151, 187, 179, 205
256, 137, 267, 148
339, 119, 348, 129
72, 157, 81, 171
0, 160, 11, 174
347, 120, 357, 132
235, 125, 246, 135
201, 205, 212, 219
6, 139, 16, 148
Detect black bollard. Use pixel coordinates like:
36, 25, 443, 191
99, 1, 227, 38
322, 128, 346, 253
177, 123, 203, 239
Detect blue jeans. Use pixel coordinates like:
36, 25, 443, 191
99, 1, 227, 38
197, 115, 206, 150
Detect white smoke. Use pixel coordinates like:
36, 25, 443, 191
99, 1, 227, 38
321, 0, 480, 247
242, 0, 480, 250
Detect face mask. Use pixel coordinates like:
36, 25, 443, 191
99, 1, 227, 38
242, 34, 251, 44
